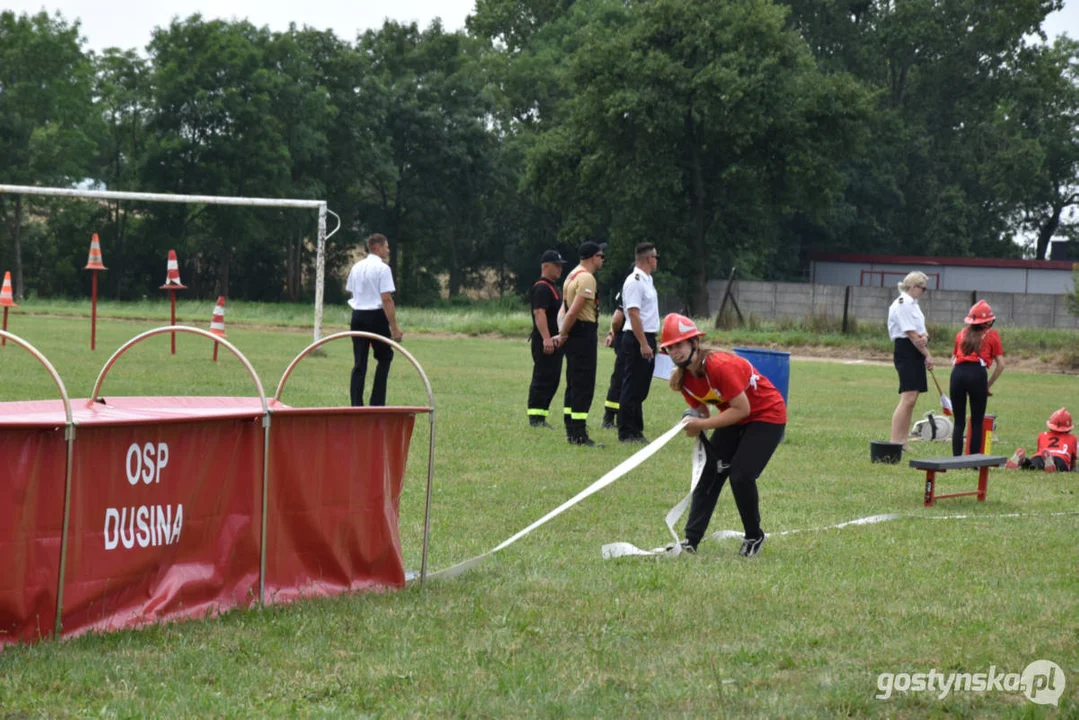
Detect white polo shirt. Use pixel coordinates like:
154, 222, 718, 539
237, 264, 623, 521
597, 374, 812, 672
887, 291, 926, 340
621, 268, 660, 333
346, 254, 395, 311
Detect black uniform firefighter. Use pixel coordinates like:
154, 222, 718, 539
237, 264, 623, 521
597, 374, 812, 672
527, 249, 568, 428
557, 241, 606, 447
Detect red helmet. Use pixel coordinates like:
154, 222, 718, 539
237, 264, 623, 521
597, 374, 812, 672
659, 313, 705, 352
964, 300, 995, 325
1047, 407, 1073, 433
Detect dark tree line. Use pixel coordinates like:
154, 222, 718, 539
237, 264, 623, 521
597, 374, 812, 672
1, 2, 1076, 311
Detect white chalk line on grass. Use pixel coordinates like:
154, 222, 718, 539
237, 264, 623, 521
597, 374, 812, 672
422, 416, 1079, 579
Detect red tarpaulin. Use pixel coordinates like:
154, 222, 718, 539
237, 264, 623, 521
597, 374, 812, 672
0, 398, 424, 646
0, 428, 66, 646
264, 408, 418, 602
59, 417, 264, 636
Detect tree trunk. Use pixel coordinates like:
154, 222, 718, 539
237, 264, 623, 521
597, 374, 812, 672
1036, 204, 1064, 260
295, 230, 304, 299
115, 201, 128, 299
219, 252, 231, 298
286, 229, 299, 302
12, 196, 24, 301
448, 240, 462, 297
685, 108, 710, 316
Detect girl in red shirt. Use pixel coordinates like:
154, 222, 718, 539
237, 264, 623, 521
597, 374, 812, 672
659, 314, 787, 558
949, 300, 1006, 456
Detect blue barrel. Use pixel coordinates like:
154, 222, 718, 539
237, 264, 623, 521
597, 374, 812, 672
732, 347, 790, 406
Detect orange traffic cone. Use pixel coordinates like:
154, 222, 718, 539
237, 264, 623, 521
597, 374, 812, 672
209, 296, 226, 362
160, 249, 186, 289
0, 272, 15, 308
85, 233, 107, 270
209, 296, 227, 337
1, 270, 15, 347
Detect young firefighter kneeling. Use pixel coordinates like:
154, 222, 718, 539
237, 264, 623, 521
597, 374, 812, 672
660, 314, 787, 557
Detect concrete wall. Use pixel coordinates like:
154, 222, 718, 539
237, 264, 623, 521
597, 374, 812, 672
707, 280, 1079, 330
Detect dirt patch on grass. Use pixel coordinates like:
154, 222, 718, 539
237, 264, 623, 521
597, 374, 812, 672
789, 345, 1078, 374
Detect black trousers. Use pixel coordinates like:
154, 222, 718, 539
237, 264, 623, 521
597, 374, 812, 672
528, 334, 564, 418
684, 421, 784, 543
563, 322, 598, 439
950, 362, 988, 456
1027, 455, 1069, 471
603, 331, 626, 418
617, 332, 657, 440
350, 308, 394, 407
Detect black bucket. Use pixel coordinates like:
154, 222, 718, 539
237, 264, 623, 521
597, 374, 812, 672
870, 441, 903, 464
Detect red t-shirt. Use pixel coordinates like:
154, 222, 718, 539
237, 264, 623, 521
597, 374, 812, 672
680, 352, 787, 425
1036, 431, 1077, 470
952, 328, 1004, 367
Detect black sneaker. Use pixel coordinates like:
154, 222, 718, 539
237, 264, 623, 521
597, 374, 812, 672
739, 534, 765, 558
665, 539, 696, 554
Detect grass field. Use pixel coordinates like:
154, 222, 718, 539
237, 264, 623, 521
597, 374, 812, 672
0, 314, 1077, 717
10, 297, 1079, 369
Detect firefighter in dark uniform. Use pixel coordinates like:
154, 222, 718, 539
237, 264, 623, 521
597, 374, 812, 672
601, 266, 634, 430
527, 249, 568, 428
557, 241, 606, 447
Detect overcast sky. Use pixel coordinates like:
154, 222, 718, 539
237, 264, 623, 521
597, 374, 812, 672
4, 0, 1077, 54
5, 0, 476, 52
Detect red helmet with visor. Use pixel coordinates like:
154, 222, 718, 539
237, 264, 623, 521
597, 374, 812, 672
659, 314, 706, 353
1047, 407, 1074, 433
964, 300, 995, 325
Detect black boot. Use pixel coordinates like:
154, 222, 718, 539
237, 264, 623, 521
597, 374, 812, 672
529, 415, 553, 429
568, 420, 604, 448
601, 410, 617, 430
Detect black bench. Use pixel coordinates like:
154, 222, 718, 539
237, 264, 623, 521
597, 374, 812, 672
908, 454, 1007, 507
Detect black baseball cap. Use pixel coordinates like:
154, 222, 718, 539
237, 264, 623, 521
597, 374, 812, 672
540, 249, 567, 264
578, 241, 607, 259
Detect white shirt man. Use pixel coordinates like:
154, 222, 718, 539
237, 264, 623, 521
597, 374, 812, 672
347, 253, 395, 310
617, 243, 661, 443
347, 234, 402, 407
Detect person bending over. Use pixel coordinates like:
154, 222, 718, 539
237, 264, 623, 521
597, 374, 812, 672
660, 314, 787, 557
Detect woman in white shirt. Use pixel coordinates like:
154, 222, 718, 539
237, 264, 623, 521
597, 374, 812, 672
888, 271, 934, 448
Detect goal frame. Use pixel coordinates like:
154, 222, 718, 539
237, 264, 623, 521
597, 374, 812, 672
0, 184, 341, 343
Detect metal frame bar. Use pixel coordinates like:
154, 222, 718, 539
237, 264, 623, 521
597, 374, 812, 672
0, 330, 76, 638
90, 326, 268, 410
274, 331, 437, 584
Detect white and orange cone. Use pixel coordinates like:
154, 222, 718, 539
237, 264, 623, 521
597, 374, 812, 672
0, 272, 16, 308
160, 249, 187, 289
1, 270, 15, 347
209, 296, 227, 337
209, 296, 227, 361
85, 233, 107, 271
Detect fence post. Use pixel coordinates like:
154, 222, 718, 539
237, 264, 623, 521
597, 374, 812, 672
842, 286, 851, 334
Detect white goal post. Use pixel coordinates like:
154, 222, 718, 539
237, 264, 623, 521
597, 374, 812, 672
0, 184, 341, 344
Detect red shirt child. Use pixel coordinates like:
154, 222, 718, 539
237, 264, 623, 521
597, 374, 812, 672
1036, 431, 1077, 471
681, 352, 787, 425
1007, 408, 1076, 472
